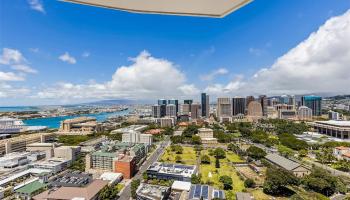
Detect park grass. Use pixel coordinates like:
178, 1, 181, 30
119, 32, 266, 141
249, 189, 288, 200
116, 183, 124, 193
200, 150, 245, 200
160, 146, 197, 165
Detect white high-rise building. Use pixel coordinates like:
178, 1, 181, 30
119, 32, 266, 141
152, 105, 161, 118
122, 131, 153, 146
166, 104, 177, 117
217, 98, 232, 118
298, 106, 312, 121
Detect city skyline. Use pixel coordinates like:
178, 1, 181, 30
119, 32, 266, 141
1, 0, 350, 106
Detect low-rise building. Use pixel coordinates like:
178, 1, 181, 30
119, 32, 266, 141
334, 146, 350, 161
99, 172, 123, 186
15, 180, 47, 200
136, 183, 170, 200
32, 179, 108, 200
188, 184, 226, 200
59, 117, 102, 135
52, 171, 92, 187
29, 157, 70, 173
197, 128, 217, 144
0, 132, 55, 155
312, 120, 350, 140
54, 146, 81, 161
26, 143, 58, 159
146, 162, 197, 182
265, 154, 310, 177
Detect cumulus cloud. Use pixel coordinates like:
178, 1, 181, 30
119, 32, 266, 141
27, 0, 45, 13
11, 65, 38, 74
200, 68, 228, 81
0, 48, 26, 65
0, 48, 37, 80
59, 52, 77, 64
36, 51, 196, 101
0, 72, 24, 81
0, 83, 30, 98
208, 9, 350, 96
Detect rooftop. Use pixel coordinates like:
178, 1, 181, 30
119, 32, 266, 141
15, 180, 46, 195
136, 183, 170, 200
265, 154, 301, 171
33, 179, 108, 200
147, 162, 197, 178
62, 0, 252, 18
172, 181, 192, 191
314, 120, 350, 127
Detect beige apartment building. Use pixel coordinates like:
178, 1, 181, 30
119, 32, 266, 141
217, 98, 232, 122
198, 128, 218, 144
59, 117, 102, 135
0, 133, 55, 155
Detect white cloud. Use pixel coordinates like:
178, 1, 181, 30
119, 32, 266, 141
36, 51, 194, 101
0, 83, 30, 98
0, 48, 26, 65
27, 0, 45, 13
0, 71, 24, 81
59, 52, 77, 64
207, 9, 350, 96
11, 65, 38, 74
0, 48, 37, 82
200, 68, 228, 81
178, 84, 200, 95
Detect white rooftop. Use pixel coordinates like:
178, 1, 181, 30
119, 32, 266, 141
315, 120, 350, 127
62, 0, 252, 18
172, 181, 191, 191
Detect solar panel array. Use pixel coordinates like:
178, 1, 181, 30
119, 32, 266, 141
213, 189, 224, 199
189, 184, 209, 200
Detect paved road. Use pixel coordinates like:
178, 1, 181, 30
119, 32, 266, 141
303, 159, 350, 178
118, 138, 170, 200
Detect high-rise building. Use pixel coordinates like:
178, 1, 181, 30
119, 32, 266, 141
328, 111, 340, 120
168, 99, 179, 115
246, 96, 255, 109
152, 105, 161, 118
301, 96, 322, 116
279, 95, 296, 109
166, 104, 177, 117
157, 99, 167, 117
181, 104, 191, 115
232, 97, 246, 116
158, 99, 167, 105
201, 93, 209, 118
298, 106, 312, 121
190, 103, 201, 119
217, 98, 232, 118
247, 101, 263, 119
184, 99, 193, 105
259, 95, 268, 116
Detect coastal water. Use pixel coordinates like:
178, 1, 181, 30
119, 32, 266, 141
0, 106, 39, 112
23, 109, 130, 129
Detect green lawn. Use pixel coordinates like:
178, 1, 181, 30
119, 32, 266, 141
200, 150, 245, 200
160, 146, 197, 165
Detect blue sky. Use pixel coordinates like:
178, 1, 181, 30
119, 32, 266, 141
0, 0, 350, 106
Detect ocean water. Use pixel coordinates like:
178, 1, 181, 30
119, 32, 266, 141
23, 109, 130, 129
0, 106, 39, 112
